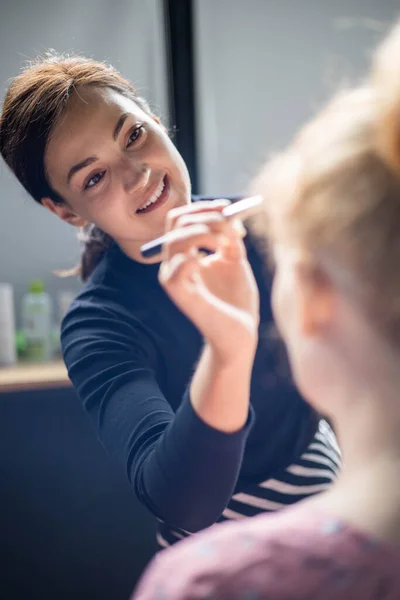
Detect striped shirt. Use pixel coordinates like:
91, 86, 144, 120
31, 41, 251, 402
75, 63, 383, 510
157, 419, 341, 548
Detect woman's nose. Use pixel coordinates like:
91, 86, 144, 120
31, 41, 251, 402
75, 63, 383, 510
122, 161, 150, 195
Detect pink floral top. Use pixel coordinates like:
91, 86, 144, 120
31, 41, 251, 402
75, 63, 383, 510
134, 504, 400, 599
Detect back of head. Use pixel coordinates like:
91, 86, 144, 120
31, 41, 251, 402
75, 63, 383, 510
0, 52, 150, 279
253, 20, 400, 345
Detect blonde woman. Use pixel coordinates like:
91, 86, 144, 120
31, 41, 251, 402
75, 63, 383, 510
134, 19, 400, 600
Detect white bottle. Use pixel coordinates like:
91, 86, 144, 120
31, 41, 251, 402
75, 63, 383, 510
0, 283, 17, 366
21, 280, 53, 362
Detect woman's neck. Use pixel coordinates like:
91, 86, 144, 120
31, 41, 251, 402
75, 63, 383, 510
117, 237, 162, 265
306, 371, 400, 544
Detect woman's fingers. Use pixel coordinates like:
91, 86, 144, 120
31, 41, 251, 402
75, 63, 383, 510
218, 218, 247, 262
159, 253, 207, 312
159, 252, 197, 287
175, 211, 227, 230
163, 200, 250, 264
165, 199, 231, 232
161, 224, 220, 259
163, 213, 247, 260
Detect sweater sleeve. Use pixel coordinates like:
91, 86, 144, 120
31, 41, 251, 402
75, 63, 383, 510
133, 508, 398, 600
61, 300, 252, 532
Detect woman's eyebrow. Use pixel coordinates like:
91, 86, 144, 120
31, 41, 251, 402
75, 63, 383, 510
112, 112, 130, 140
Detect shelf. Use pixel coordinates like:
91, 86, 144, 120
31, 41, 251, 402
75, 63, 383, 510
0, 360, 71, 393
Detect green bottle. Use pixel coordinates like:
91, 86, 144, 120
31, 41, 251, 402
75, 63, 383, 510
21, 280, 53, 362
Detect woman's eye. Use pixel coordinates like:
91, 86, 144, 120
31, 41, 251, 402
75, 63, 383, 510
127, 125, 144, 147
84, 171, 105, 190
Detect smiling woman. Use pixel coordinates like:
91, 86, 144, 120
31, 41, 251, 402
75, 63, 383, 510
0, 53, 340, 552
41, 84, 190, 267
0, 56, 191, 278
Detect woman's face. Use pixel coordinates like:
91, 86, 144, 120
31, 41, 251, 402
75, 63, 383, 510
271, 241, 337, 411
44, 86, 191, 258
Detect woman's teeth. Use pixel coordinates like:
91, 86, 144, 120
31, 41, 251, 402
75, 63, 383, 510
137, 179, 165, 213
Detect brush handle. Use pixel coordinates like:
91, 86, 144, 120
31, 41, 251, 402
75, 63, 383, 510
140, 195, 262, 259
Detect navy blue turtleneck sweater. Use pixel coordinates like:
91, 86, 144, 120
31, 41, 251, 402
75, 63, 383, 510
61, 199, 317, 533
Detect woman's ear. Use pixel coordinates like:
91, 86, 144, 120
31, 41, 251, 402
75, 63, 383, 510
296, 261, 335, 337
41, 197, 89, 228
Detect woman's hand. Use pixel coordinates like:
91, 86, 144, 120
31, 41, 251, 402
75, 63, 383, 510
159, 201, 260, 364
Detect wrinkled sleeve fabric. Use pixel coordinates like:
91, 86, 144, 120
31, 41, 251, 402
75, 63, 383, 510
61, 300, 252, 532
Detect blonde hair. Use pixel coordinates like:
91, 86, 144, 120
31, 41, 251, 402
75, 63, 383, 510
253, 20, 400, 340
